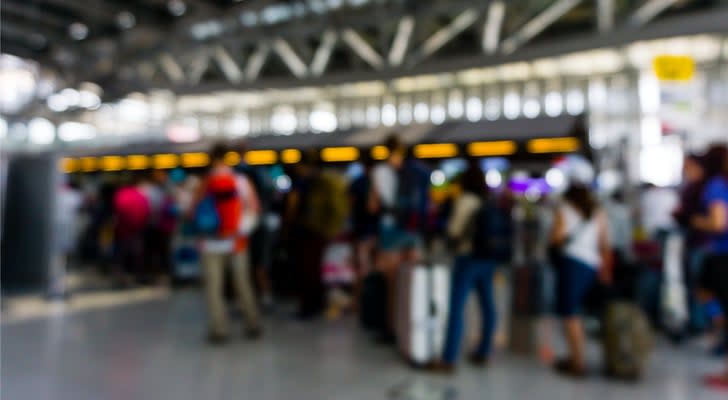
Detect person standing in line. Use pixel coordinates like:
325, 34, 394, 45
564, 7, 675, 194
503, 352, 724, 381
112, 174, 150, 287
371, 135, 408, 337
692, 144, 728, 390
195, 144, 261, 344
674, 154, 714, 337
288, 150, 349, 319
550, 160, 612, 378
236, 143, 276, 310
138, 171, 167, 283
348, 152, 379, 310
433, 159, 500, 372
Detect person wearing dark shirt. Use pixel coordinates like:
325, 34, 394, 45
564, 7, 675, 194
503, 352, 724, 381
693, 144, 728, 390
349, 153, 379, 309
236, 143, 276, 309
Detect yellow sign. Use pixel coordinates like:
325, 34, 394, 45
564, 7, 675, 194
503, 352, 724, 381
653, 55, 695, 82
244, 150, 278, 165
281, 149, 302, 164
127, 155, 149, 170
181, 153, 210, 168
527, 137, 581, 154
224, 151, 241, 166
413, 143, 458, 159
371, 145, 390, 161
467, 141, 517, 157
101, 156, 126, 171
320, 147, 359, 163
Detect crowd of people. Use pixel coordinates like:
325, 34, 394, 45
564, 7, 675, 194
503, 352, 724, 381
61, 137, 728, 389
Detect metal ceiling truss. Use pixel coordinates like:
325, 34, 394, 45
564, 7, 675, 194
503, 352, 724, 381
105, 0, 725, 97
3, 0, 724, 101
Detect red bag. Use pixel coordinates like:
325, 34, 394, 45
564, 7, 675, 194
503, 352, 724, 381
114, 186, 150, 238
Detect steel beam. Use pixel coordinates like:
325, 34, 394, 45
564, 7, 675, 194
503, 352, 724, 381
341, 29, 384, 70
310, 30, 338, 77
482, 0, 506, 54
272, 38, 308, 78
116, 0, 483, 72
409, 8, 480, 65
33, 0, 116, 22
246, 43, 270, 81
628, 0, 680, 27
2, 2, 70, 28
597, 0, 615, 32
137, 62, 157, 81
388, 16, 415, 67
213, 46, 244, 83
159, 53, 186, 84
187, 52, 211, 85
501, 0, 582, 54
106, 6, 728, 97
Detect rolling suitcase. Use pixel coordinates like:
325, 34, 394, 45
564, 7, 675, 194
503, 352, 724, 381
510, 264, 544, 355
603, 301, 653, 380
395, 263, 450, 367
660, 232, 688, 338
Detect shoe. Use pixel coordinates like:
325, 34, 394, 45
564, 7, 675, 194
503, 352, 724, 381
553, 358, 587, 379
245, 328, 263, 340
468, 353, 489, 368
428, 361, 455, 375
207, 332, 229, 345
704, 373, 728, 390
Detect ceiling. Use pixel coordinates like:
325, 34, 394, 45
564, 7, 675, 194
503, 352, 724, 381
0, 0, 724, 105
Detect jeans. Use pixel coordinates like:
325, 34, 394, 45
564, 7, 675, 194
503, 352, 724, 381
555, 256, 597, 317
442, 256, 496, 364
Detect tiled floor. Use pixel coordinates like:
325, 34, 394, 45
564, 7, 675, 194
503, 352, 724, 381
2, 290, 726, 400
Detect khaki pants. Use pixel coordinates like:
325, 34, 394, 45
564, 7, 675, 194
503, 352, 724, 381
202, 251, 260, 336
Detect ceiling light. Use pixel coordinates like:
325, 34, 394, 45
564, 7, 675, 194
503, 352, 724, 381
168, 0, 187, 16
116, 11, 136, 30
381, 103, 397, 127
60, 88, 81, 107
47, 94, 69, 112
69, 23, 89, 41
58, 122, 96, 142
485, 169, 503, 188
430, 104, 446, 125
28, 118, 55, 145
310, 109, 337, 133
79, 90, 101, 109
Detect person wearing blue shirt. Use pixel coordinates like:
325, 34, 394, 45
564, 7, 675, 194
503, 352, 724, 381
693, 145, 728, 390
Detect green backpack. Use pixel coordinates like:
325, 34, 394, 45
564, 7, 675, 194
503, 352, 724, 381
304, 170, 350, 240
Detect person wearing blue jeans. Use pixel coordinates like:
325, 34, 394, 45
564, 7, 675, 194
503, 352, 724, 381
431, 158, 496, 373
442, 255, 496, 366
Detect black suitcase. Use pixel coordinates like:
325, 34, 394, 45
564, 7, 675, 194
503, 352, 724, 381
360, 271, 388, 334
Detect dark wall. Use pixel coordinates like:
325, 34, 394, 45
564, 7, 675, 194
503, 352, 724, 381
0, 154, 56, 292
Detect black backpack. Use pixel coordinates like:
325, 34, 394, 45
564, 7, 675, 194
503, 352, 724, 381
471, 199, 514, 263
